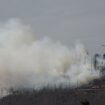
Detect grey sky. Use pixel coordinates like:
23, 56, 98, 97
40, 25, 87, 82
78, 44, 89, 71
0, 0, 105, 54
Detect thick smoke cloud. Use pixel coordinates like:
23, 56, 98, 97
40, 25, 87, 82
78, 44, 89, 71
0, 19, 100, 91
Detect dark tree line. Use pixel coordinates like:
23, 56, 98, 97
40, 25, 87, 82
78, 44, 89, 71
93, 53, 105, 71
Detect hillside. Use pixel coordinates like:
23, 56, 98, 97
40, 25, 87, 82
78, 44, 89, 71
0, 88, 105, 105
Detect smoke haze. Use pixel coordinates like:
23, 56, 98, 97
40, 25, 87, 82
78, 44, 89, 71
0, 19, 100, 90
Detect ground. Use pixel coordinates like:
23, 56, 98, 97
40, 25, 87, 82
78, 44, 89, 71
0, 87, 105, 105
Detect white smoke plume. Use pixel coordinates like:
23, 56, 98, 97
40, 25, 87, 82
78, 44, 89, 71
0, 19, 100, 91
